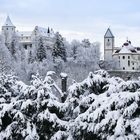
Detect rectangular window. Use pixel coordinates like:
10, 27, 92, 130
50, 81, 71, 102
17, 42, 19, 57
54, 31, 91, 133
132, 67, 134, 70
128, 56, 130, 59
128, 60, 130, 66
123, 56, 125, 59
24, 45, 27, 49
123, 67, 125, 70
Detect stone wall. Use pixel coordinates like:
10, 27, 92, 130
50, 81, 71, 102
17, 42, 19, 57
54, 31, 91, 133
108, 70, 140, 81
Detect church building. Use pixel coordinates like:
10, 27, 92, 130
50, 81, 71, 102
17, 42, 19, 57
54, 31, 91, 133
104, 28, 140, 71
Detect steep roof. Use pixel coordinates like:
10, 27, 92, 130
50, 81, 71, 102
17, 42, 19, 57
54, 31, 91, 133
3, 16, 15, 27
104, 28, 114, 38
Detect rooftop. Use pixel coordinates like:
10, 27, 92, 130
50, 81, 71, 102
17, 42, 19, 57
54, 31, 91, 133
3, 16, 15, 27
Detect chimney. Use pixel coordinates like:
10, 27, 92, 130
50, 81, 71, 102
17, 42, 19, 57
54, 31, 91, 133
60, 73, 68, 93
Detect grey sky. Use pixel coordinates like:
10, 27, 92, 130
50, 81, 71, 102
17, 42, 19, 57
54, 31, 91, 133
0, 0, 140, 48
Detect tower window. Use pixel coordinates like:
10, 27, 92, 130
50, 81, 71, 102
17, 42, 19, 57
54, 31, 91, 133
24, 45, 27, 49
128, 56, 130, 59
128, 60, 130, 66
6, 28, 8, 30
123, 56, 125, 59
123, 67, 125, 70
108, 39, 109, 42
132, 67, 134, 70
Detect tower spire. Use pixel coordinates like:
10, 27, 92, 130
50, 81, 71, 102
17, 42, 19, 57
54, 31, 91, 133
104, 28, 114, 38
3, 15, 15, 27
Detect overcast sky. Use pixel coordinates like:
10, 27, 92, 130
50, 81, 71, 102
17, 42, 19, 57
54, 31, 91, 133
0, 0, 140, 48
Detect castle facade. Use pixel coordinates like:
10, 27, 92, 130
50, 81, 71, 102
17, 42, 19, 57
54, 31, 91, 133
1, 16, 55, 49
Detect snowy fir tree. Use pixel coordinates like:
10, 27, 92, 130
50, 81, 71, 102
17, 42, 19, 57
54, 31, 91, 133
36, 37, 46, 62
52, 32, 67, 62
0, 70, 140, 139
28, 50, 34, 64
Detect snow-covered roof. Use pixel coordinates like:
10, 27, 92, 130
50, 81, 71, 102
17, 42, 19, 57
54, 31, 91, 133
104, 28, 114, 38
34, 26, 54, 37
119, 46, 132, 54
114, 41, 138, 55
17, 31, 32, 37
3, 16, 15, 27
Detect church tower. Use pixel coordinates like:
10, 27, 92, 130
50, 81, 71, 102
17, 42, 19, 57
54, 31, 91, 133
2, 16, 16, 44
104, 28, 114, 62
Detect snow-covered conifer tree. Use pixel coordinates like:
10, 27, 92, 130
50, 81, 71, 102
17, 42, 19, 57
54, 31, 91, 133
36, 37, 46, 62
52, 32, 67, 62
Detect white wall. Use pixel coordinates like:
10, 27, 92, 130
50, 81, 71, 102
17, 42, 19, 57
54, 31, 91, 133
118, 54, 139, 71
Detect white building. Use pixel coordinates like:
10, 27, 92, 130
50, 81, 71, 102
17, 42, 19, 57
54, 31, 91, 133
1, 16, 55, 49
104, 28, 140, 71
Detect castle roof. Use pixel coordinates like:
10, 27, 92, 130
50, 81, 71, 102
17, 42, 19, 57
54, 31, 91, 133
104, 28, 114, 38
17, 31, 32, 37
3, 16, 15, 27
114, 41, 138, 54
34, 26, 54, 37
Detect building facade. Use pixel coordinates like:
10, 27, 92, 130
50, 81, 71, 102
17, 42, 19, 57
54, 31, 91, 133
1, 16, 55, 49
104, 28, 140, 71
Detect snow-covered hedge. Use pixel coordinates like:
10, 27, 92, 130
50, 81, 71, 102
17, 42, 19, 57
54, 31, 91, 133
0, 70, 140, 140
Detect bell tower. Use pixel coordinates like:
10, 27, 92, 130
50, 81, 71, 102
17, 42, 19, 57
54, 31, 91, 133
2, 16, 16, 44
104, 28, 114, 62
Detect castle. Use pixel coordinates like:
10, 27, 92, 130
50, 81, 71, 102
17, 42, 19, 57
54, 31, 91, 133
104, 28, 140, 71
1, 16, 55, 49
2, 16, 140, 71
